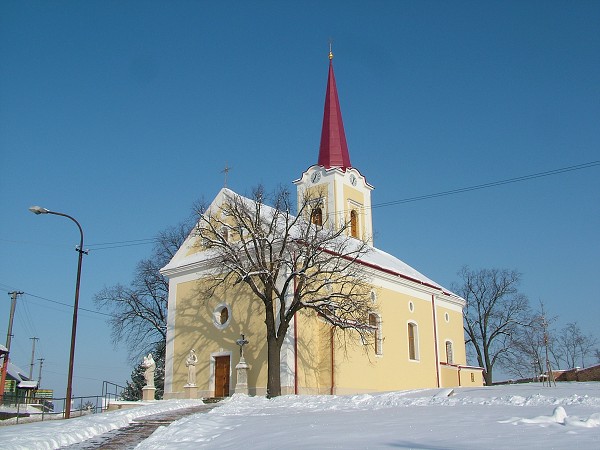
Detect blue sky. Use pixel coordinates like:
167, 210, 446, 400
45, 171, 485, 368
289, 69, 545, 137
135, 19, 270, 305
1, 1, 599, 397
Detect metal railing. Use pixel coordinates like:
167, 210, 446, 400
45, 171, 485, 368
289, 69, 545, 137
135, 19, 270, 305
102, 380, 125, 408
0, 381, 126, 424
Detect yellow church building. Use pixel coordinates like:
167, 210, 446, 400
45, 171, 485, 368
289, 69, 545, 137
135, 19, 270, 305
161, 53, 484, 399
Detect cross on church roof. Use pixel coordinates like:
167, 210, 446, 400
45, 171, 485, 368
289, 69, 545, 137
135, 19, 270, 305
221, 163, 232, 187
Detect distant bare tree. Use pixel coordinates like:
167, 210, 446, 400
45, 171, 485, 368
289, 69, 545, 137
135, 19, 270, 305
551, 322, 598, 369
194, 186, 374, 397
501, 315, 545, 379
502, 301, 557, 380
94, 220, 193, 360
453, 267, 530, 385
595, 349, 600, 364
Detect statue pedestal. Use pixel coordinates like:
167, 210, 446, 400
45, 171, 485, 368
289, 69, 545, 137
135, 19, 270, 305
184, 384, 198, 399
234, 357, 250, 395
142, 386, 156, 401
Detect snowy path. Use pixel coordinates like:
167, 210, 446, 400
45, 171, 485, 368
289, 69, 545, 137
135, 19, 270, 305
0, 399, 207, 450
62, 403, 219, 450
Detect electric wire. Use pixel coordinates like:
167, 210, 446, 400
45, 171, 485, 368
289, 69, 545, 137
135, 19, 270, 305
0, 286, 112, 318
1, 158, 598, 325
23, 292, 113, 317
371, 160, 599, 209
17, 296, 39, 341
86, 238, 158, 250
2, 161, 597, 252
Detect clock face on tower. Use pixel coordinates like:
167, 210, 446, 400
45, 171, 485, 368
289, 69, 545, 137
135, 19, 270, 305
349, 174, 357, 186
311, 172, 321, 183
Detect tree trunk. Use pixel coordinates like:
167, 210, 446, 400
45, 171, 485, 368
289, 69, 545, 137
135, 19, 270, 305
266, 336, 281, 398
484, 368, 493, 386
483, 344, 493, 385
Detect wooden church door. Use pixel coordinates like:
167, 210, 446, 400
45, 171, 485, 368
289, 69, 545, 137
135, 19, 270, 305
214, 356, 230, 397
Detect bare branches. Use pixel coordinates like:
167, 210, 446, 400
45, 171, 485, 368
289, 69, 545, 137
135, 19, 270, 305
552, 322, 598, 369
94, 219, 193, 361
194, 186, 374, 396
494, 299, 599, 380
453, 266, 530, 385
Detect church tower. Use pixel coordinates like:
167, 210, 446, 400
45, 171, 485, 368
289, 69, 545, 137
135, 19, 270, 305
294, 49, 374, 245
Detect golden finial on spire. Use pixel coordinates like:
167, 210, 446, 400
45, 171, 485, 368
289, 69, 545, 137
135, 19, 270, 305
329, 39, 334, 60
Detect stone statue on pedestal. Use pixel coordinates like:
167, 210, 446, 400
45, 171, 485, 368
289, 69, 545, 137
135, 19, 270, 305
185, 349, 198, 386
142, 353, 156, 388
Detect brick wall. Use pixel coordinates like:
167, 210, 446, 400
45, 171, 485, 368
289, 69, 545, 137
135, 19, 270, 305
553, 364, 600, 382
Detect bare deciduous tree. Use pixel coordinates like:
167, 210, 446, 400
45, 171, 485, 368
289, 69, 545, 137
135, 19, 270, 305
94, 220, 192, 360
453, 266, 530, 385
501, 301, 557, 380
550, 322, 598, 369
195, 186, 374, 397
501, 316, 545, 380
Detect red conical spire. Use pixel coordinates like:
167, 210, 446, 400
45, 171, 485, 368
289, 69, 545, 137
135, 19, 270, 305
318, 50, 351, 170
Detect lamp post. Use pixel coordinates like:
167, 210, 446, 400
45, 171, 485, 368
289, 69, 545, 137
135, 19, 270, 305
29, 206, 86, 419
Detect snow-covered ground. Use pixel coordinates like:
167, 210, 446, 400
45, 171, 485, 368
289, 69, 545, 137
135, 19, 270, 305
1, 383, 599, 449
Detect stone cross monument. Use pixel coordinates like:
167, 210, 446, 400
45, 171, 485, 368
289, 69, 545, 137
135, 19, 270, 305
235, 334, 250, 395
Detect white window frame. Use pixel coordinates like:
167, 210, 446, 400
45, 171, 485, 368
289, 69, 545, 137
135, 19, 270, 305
213, 302, 232, 330
407, 321, 420, 361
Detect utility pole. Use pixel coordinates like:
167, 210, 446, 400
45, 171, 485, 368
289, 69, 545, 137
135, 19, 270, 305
1, 291, 24, 400
5, 291, 23, 351
29, 337, 39, 379
37, 358, 45, 388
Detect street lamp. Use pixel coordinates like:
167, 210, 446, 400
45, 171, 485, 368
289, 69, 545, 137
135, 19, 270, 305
29, 206, 86, 419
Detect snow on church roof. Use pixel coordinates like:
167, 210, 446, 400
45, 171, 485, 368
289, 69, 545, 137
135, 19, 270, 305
163, 55, 461, 302
161, 188, 460, 302
364, 246, 448, 292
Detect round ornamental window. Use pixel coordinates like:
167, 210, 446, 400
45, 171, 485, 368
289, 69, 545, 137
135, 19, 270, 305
445, 312, 450, 323
213, 303, 231, 329
220, 307, 229, 324
408, 301, 414, 312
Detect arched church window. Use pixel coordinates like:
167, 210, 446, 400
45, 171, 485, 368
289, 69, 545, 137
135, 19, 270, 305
445, 340, 454, 364
369, 313, 383, 356
370, 290, 377, 304
408, 322, 419, 361
311, 207, 323, 226
221, 226, 229, 242
350, 210, 358, 237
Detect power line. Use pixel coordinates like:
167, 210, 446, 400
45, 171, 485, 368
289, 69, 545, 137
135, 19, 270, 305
1, 161, 597, 255
0, 238, 158, 252
88, 241, 159, 251
86, 238, 158, 250
22, 292, 112, 318
0, 287, 111, 320
371, 160, 599, 209
52, 159, 600, 248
